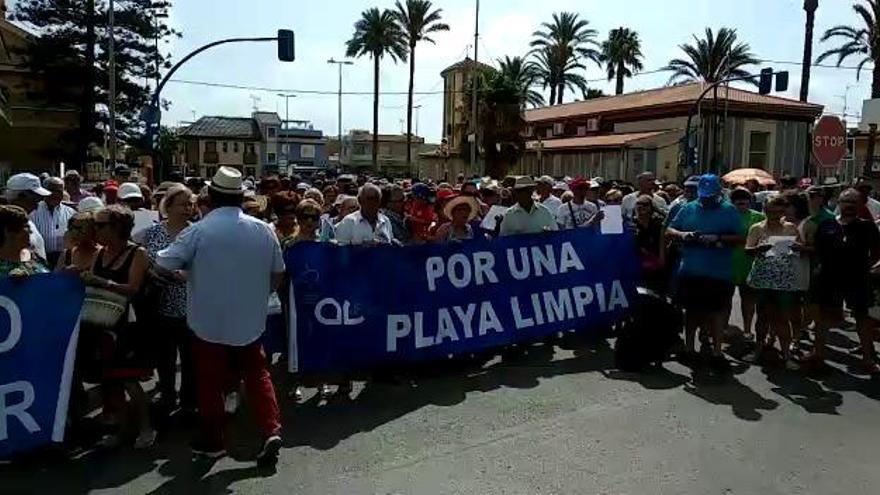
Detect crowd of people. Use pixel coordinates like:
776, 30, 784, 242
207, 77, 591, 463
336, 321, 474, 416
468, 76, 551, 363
2, 162, 879, 464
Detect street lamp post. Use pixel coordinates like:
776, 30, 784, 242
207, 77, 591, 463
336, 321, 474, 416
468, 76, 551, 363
277, 93, 296, 173
327, 58, 353, 167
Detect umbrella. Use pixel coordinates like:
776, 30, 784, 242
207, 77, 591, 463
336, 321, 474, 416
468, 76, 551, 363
722, 168, 776, 187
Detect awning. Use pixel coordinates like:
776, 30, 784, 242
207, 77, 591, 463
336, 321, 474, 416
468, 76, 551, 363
526, 130, 679, 151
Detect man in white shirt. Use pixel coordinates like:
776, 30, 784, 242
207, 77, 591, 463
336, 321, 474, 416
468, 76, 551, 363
536, 175, 562, 215
335, 183, 395, 245
5, 173, 49, 261
622, 171, 667, 219
556, 178, 601, 229
500, 177, 557, 236
30, 177, 76, 267
157, 166, 284, 466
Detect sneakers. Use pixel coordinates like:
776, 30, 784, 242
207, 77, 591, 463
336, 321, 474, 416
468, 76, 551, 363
224, 392, 241, 415
191, 439, 226, 459
256, 435, 282, 467
134, 428, 157, 450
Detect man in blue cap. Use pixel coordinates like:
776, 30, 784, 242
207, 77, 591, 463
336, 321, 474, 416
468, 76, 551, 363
666, 174, 744, 369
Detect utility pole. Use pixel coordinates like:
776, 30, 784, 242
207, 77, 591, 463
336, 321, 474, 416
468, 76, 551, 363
800, 0, 819, 102
470, 0, 480, 171
414, 104, 422, 138
108, 0, 117, 169
327, 58, 354, 162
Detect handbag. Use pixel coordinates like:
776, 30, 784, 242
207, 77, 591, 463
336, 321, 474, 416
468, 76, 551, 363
81, 286, 129, 328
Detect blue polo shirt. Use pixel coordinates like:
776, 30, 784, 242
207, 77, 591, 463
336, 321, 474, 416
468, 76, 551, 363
669, 199, 743, 282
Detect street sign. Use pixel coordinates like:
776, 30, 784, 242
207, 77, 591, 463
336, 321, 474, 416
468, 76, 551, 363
812, 115, 847, 167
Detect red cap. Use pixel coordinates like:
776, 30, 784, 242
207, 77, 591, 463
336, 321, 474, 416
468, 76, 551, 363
569, 177, 590, 189
436, 189, 456, 201
103, 180, 119, 191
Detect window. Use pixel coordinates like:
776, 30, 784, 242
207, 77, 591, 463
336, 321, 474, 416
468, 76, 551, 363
353, 144, 368, 156
747, 131, 770, 168
267, 127, 277, 138
268, 152, 277, 164
221, 142, 228, 153
246, 143, 255, 154
233, 142, 239, 153
205, 141, 217, 152
281, 144, 289, 156
301, 144, 315, 158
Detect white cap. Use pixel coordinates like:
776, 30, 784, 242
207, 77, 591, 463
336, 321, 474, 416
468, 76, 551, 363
118, 182, 143, 200
537, 175, 555, 186
6, 173, 50, 196
78, 196, 105, 213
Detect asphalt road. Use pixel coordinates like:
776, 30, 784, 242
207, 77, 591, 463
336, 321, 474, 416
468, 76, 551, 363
3, 312, 880, 494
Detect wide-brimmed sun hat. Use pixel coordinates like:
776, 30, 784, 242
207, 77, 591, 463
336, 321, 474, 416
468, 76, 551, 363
443, 194, 479, 222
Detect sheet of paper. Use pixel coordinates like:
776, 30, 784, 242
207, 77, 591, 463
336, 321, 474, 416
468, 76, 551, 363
766, 235, 796, 257
600, 205, 624, 235
131, 209, 160, 242
480, 205, 509, 231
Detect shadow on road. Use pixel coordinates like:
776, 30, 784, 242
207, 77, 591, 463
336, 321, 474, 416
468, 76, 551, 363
2, 327, 877, 494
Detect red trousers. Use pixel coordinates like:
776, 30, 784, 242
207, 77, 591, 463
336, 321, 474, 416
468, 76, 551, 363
190, 335, 281, 444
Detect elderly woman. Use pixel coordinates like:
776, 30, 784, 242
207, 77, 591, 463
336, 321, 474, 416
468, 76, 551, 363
56, 211, 100, 273
142, 185, 196, 417
82, 205, 155, 448
293, 199, 322, 243
0, 205, 48, 277
633, 194, 666, 293
303, 188, 324, 206
271, 191, 301, 246
433, 194, 479, 242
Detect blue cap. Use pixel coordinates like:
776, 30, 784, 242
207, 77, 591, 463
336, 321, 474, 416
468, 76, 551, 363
697, 174, 722, 199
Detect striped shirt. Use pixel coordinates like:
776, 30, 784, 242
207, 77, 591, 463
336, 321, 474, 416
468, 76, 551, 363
29, 201, 76, 254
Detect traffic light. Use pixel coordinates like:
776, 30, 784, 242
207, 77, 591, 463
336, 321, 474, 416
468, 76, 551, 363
758, 68, 774, 95
775, 71, 789, 92
278, 29, 295, 62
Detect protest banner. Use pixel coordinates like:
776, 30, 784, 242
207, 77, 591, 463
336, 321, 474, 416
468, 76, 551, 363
285, 229, 639, 374
0, 274, 83, 458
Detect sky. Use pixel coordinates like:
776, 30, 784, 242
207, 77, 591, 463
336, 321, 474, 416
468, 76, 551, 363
15, 0, 876, 141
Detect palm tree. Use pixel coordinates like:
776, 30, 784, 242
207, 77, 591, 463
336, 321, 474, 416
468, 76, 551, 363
816, 0, 880, 98
800, 0, 819, 102
600, 27, 644, 95
531, 47, 589, 105
530, 12, 600, 104
345, 8, 408, 169
498, 56, 545, 108
393, 0, 449, 170
663, 27, 759, 85
582, 88, 606, 99
463, 70, 527, 179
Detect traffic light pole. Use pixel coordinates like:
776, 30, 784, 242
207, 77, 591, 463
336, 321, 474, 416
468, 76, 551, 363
145, 33, 292, 180
681, 70, 788, 177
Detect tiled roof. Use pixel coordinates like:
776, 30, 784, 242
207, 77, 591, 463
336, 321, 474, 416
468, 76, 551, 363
525, 83, 823, 123
179, 117, 261, 139
441, 57, 493, 76
526, 131, 678, 151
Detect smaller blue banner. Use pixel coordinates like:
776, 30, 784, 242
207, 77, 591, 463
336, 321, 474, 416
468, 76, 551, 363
0, 274, 84, 458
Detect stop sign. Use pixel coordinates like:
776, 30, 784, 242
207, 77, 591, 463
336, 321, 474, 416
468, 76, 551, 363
812, 116, 847, 167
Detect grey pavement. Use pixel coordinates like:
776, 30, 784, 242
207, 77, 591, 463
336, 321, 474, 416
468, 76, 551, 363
3, 320, 880, 494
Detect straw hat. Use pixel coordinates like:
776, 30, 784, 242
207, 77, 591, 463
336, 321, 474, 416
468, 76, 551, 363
443, 194, 479, 222
208, 166, 244, 194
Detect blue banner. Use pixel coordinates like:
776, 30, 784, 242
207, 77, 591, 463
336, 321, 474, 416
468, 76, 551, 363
286, 229, 640, 374
0, 274, 84, 458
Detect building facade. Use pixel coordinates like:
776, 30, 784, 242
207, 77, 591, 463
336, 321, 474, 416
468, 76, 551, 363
0, 4, 80, 177
519, 83, 823, 182
340, 130, 425, 176
441, 57, 492, 155
176, 112, 328, 178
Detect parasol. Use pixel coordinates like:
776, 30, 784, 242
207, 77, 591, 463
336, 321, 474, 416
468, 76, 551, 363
722, 168, 776, 187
